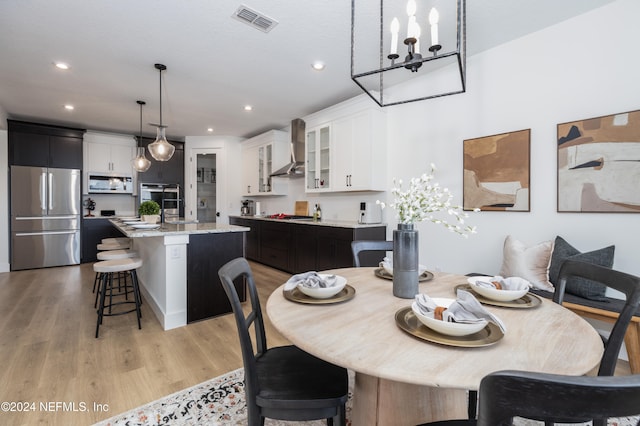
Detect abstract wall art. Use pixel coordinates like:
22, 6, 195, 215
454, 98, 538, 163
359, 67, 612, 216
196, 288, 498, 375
463, 129, 530, 211
557, 109, 640, 212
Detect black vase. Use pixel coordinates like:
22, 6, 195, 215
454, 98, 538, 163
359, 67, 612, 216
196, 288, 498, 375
392, 223, 419, 299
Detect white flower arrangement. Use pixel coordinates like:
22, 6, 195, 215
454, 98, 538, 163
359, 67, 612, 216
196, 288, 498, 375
378, 164, 479, 237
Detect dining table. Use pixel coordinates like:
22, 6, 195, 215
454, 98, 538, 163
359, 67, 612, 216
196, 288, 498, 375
266, 267, 605, 425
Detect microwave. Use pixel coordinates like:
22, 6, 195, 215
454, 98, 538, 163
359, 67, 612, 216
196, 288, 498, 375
88, 173, 134, 194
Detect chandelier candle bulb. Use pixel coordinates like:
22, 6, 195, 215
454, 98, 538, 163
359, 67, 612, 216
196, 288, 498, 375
429, 7, 439, 47
414, 24, 421, 54
390, 17, 399, 55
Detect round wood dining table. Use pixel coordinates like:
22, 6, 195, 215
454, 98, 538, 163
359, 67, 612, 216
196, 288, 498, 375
266, 267, 604, 425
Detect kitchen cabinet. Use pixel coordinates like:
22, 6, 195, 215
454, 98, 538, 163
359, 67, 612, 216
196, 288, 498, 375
241, 130, 290, 196
229, 217, 385, 273
81, 218, 126, 263
332, 109, 386, 191
304, 97, 387, 193
139, 137, 185, 185
305, 124, 331, 191
85, 140, 134, 175
8, 120, 84, 169
228, 217, 260, 260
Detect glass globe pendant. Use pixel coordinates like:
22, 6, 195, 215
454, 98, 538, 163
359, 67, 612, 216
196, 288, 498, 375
148, 63, 175, 162
132, 100, 151, 172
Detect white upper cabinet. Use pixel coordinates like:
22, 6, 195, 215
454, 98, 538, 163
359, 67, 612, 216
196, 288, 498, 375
241, 130, 290, 196
84, 132, 136, 176
304, 96, 387, 193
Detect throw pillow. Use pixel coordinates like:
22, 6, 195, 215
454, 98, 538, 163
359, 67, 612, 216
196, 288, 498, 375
548, 236, 615, 301
499, 235, 554, 291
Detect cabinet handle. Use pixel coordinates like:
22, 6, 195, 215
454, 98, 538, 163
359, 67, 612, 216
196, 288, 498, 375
247, 185, 251, 193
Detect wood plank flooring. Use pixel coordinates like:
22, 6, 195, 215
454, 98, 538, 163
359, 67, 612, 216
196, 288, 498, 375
0, 261, 290, 426
0, 261, 631, 426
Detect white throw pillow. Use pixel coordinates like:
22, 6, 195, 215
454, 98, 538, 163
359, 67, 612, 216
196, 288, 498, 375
499, 235, 555, 291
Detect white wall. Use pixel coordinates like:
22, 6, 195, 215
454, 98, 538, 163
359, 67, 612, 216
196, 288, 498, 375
237, 0, 640, 278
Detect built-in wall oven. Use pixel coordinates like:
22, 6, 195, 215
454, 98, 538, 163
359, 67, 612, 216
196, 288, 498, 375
139, 183, 181, 222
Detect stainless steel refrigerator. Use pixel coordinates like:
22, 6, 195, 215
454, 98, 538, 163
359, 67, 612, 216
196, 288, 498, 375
10, 165, 81, 270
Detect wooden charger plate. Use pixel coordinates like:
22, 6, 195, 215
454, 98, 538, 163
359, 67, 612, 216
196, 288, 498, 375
284, 285, 356, 305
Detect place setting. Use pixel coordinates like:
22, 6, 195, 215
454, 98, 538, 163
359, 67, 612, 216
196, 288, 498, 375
456, 275, 542, 308
375, 257, 434, 282
283, 271, 355, 305
128, 222, 161, 229
395, 289, 506, 347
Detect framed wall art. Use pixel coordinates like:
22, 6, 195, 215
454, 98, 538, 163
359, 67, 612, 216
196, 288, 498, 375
557, 109, 640, 213
463, 129, 531, 211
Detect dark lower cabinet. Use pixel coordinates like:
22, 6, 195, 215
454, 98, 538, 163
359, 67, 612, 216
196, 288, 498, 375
230, 217, 386, 273
81, 218, 126, 263
186, 232, 246, 323
229, 217, 260, 260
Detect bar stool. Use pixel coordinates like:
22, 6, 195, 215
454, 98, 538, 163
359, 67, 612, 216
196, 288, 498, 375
94, 249, 140, 308
94, 257, 143, 338
92, 239, 132, 294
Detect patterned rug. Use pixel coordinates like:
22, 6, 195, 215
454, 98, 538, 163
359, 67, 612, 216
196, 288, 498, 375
94, 368, 638, 426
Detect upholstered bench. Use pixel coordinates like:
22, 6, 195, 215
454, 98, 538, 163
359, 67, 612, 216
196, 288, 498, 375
529, 288, 640, 374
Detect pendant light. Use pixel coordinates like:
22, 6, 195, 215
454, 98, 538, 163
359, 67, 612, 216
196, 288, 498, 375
148, 63, 175, 161
132, 100, 151, 172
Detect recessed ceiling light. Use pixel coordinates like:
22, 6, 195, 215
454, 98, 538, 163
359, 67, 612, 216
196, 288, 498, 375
311, 61, 325, 71
207, 128, 214, 132
244, 105, 253, 111
64, 104, 74, 110
55, 62, 70, 70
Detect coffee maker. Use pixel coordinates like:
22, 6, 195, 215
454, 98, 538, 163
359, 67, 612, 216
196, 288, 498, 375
241, 200, 255, 216
358, 202, 382, 224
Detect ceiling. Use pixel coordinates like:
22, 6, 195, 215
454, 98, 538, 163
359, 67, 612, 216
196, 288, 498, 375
0, 0, 614, 140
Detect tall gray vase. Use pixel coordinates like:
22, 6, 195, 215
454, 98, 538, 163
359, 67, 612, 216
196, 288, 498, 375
392, 223, 419, 299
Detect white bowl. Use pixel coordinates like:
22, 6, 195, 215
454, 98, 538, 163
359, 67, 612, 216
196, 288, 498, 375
297, 275, 347, 299
411, 299, 487, 337
467, 276, 529, 302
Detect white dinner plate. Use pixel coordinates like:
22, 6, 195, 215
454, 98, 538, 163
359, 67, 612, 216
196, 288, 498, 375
129, 223, 160, 229
119, 216, 139, 221
123, 220, 142, 225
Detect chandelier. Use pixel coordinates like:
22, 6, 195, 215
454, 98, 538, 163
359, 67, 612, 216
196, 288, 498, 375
351, 0, 466, 106
148, 63, 175, 162
132, 100, 151, 172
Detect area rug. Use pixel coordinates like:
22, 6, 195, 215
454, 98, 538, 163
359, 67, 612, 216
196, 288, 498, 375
94, 368, 638, 426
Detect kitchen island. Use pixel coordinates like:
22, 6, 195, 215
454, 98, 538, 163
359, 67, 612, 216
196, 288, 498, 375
110, 220, 249, 330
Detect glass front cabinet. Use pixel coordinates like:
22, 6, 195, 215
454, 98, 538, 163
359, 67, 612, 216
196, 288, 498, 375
306, 124, 331, 192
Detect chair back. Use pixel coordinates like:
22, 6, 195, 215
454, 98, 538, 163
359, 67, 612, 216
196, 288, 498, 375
351, 240, 393, 267
218, 257, 266, 411
555, 259, 640, 376
477, 370, 640, 425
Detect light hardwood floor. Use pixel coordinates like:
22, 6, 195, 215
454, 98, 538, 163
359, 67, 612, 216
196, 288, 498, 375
0, 261, 631, 426
0, 261, 291, 426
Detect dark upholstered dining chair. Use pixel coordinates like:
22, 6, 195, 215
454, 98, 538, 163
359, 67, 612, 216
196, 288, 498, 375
422, 259, 640, 426
218, 257, 349, 426
420, 370, 640, 426
351, 240, 393, 267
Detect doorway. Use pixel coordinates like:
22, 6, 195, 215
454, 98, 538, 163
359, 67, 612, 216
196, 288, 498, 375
196, 153, 217, 222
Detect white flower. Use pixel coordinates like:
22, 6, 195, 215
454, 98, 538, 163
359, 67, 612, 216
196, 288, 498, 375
377, 164, 478, 237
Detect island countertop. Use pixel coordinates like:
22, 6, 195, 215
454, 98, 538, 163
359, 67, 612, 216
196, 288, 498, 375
110, 219, 249, 238
228, 215, 385, 229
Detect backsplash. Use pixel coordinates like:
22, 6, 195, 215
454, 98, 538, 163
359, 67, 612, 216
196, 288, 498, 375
83, 194, 136, 217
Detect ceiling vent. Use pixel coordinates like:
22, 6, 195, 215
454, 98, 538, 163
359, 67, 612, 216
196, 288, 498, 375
232, 5, 278, 33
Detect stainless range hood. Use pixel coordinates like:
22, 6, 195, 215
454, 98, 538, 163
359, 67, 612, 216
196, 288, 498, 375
270, 118, 305, 178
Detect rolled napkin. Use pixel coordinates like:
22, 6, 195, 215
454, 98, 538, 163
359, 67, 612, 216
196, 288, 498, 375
379, 257, 427, 275
284, 271, 337, 291
474, 276, 529, 291
414, 290, 506, 333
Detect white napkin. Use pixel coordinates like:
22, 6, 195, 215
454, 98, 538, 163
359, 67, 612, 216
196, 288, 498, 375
284, 271, 337, 291
475, 276, 529, 291
414, 290, 506, 333
379, 257, 427, 275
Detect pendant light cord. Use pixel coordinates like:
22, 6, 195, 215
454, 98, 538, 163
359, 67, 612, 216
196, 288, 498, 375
158, 66, 163, 127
